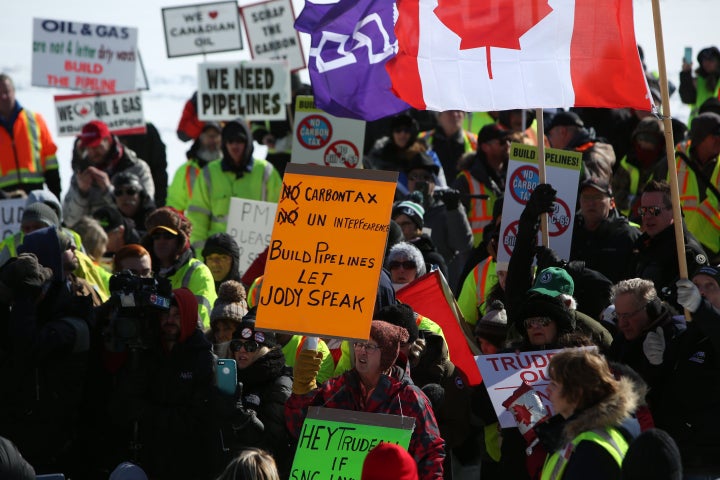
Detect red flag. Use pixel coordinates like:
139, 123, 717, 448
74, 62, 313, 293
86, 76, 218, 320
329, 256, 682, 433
387, 0, 652, 112
396, 270, 482, 386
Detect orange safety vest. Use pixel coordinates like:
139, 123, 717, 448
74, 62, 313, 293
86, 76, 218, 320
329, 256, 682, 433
458, 170, 494, 245
0, 109, 58, 189
675, 149, 720, 254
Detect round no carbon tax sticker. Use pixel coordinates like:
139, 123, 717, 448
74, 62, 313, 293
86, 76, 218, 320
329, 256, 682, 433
509, 165, 540, 204
503, 220, 520, 257
297, 114, 332, 150
324, 140, 359, 168
548, 198, 571, 237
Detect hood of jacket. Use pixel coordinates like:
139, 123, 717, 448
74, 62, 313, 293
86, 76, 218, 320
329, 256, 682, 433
173, 287, 199, 344
560, 376, 638, 444
17, 225, 64, 283
221, 119, 255, 173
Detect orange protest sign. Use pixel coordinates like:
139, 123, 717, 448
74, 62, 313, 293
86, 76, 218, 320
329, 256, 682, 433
255, 164, 398, 340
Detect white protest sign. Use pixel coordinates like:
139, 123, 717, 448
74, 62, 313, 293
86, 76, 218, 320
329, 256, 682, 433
162, 1, 243, 58
32, 18, 138, 93
197, 60, 290, 121
226, 198, 277, 274
54, 91, 146, 137
291, 95, 365, 169
0, 198, 26, 240
476, 349, 561, 428
496, 143, 581, 265
241, 0, 306, 72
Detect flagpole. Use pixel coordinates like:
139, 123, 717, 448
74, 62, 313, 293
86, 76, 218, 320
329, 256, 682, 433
651, 0, 690, 319
536, 108, 549, 246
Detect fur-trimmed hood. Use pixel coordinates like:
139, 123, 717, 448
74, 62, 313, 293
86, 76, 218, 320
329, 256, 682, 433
560, 376, 639, 444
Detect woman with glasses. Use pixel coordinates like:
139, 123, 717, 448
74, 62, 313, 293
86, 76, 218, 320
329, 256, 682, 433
385, 241, 427, 292
286, 320, 445, 479
215, 307, 293, 477
112, 171, 156, 237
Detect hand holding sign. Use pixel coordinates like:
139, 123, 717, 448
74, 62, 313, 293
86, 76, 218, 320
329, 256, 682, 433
502, 381, 550, 446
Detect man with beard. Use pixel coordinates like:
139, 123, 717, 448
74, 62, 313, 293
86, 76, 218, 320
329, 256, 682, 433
167, 122, 223, 214
63, 120, 154, 227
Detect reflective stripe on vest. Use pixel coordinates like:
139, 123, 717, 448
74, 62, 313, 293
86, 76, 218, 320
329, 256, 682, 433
541, 428, 628, 480
185, 164, 199, 199
459, 170, 493, 237
473, 258, 492, 305
675, 152, 720, 252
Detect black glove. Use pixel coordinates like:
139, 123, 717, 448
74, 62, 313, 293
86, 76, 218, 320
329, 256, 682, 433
535, 246, 566, 271
439, 189, 461, 210
519, 184, 557, 226
0, 253, 53, 302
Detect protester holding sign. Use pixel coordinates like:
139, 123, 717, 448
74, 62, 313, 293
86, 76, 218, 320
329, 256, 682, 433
538, 348, 638, 480
188, 119, 281, 252
286, 320, 445, 479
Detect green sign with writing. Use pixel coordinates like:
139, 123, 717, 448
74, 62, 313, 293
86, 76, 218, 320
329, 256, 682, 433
290, 407, 415, 480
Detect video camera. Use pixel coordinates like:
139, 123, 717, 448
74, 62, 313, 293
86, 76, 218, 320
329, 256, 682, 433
108, 271, 172, 350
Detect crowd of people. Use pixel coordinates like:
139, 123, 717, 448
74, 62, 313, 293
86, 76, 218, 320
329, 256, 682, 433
0, 44, 719, 480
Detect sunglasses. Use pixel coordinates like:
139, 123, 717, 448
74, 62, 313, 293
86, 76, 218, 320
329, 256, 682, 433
638, 205, 668, 217
388, 261, 417, 270
353, 342, 381, 352
230, 339, 260, 353
524, 317, 553, 329
115, 187, 139, 196
151, 230, 178, 241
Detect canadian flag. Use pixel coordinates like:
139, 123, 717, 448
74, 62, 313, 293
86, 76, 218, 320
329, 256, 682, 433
387, 0, 653, 112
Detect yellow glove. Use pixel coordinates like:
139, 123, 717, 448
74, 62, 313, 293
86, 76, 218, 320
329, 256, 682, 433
293, 350, 324, 395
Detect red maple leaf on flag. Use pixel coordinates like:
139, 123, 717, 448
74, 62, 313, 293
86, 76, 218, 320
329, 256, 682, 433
433, 0, 553, 79
511, 403, 534, 426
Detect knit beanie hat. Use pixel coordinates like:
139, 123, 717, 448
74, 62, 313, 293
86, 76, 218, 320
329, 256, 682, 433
21, 202, 59, 228
109, 461, 149, 480
211, 280, 248, 327
621, 428, 682, 480
370, 320, 409, 371
361, 442, 418, 480
693, 265, 720, 287
375, 303, 419, 343
203, 232, 241, 259
516, 292, 575, 337
112, 171, 144, 191
392, 201, 425, 230
475, 300, 508, 346
145, 207, 192, 250
232, 307, 277, 347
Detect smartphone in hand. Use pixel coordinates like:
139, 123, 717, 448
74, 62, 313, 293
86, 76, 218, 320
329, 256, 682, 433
684, 46, 693, 65
216, 359, 237, 396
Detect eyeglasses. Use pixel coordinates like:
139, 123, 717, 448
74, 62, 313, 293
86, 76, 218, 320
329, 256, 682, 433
353, 342, 381, 352
115, 187, 139, 196
639, 205, 668, 217
230, 339, 260, 353
524, 317, 553, 329
612, 305, 646, 322
151, 230, 178, 241
407, 173, 434, 182
388, 261, 417, 270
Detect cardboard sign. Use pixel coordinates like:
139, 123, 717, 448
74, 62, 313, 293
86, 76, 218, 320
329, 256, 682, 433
32, 18, 138, 93
0, 199, 26, 240
54, 91, 146, 137
496, 143, 581, 265
226, 198, 277, 274
255, 164, 397, 340
162, 1, 243, 58
476, 349, 561, 428
291, 96, 365, 168
241, 0, 306, 72
197, 60, 290, 121
290, 407, 414, 480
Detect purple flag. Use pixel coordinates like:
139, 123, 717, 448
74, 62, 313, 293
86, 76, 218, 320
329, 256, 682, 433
295, 0, 410, 121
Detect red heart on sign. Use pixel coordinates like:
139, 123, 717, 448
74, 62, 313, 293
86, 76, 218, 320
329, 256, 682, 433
209, 11, 218, 19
